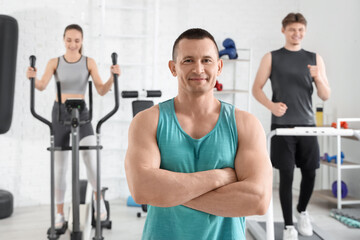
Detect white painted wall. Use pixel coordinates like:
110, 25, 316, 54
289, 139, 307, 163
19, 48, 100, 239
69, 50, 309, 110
299, 0, 360, 200
1, 0, 359, 207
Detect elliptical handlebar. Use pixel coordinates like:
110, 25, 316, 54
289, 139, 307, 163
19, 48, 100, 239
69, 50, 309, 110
88, 81, 93, 123
29, 55, 54, 135
95, 52, 120, 134
56, 81, 62, 123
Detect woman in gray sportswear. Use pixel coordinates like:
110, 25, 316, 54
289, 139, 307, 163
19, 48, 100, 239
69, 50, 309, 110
26, 24, 121, 229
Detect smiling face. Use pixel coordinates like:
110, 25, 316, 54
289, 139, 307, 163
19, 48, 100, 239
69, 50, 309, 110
169, 38, 223, 95
63, 29, 83, 54
282, 22, 306, 47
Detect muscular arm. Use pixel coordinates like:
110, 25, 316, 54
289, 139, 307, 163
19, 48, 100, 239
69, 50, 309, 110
312, 54, 330, 101
27, 58, 57, 91
252, 53, 273, 110
252, 53, 287, 117
183, 110, 273, 217
88, 57, 120, 96
124, 106, 237, 208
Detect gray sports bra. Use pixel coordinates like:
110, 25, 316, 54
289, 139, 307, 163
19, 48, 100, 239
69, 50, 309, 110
54, 55, 90, 95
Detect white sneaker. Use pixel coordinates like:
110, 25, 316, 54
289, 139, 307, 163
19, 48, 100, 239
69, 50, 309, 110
94, 198, 107, 221
283, 225, 298, 240
296, 210, 313, 236
55, 213, 65, 229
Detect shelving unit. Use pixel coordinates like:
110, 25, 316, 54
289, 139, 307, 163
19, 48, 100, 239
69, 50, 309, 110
315, 118, 360, 209
214, 48, 252, 112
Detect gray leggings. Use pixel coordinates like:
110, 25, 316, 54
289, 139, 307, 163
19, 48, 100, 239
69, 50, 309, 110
52, 102, 94, 147
54, 136, 97, 204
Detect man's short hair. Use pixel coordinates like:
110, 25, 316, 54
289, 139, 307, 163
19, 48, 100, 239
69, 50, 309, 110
172, 28, 219, 61
282, 13, 307, 29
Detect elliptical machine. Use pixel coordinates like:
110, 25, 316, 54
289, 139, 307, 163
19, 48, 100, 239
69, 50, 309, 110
29, 53, 119, 240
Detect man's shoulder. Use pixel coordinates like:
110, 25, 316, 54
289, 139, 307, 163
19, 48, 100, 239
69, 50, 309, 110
234, 109, 260, 126
301, 49, 316, 55
131, 105, 159, 129
270, 47, 284, 54
220, 100, 234, 108
301, 48, 315, 53
158, 98, 173, 107
234, 109, 264, 138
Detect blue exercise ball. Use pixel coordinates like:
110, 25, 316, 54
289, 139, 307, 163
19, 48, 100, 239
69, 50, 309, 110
332, 181, 348, 198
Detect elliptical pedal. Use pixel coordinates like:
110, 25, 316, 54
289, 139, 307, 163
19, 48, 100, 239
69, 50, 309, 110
91, 187, 112, 229
47, 221, 68, 239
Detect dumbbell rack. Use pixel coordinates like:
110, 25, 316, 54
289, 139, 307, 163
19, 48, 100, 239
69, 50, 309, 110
215, 48, 252, 112
316, 118, 360, 209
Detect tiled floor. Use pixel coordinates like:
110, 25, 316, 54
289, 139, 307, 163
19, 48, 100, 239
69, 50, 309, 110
0, 188, 359, 240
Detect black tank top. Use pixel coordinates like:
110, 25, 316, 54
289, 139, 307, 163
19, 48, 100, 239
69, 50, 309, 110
270, 47, 316, 125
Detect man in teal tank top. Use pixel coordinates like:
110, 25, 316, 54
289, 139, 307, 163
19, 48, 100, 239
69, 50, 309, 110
125, 28, 273, 240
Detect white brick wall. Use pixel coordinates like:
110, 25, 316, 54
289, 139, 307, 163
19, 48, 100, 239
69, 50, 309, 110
1, 0, 360, 207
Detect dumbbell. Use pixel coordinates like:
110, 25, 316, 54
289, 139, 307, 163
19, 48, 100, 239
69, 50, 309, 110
341, 121, 349, 129
223, 38, 236, 49
214, 80, 223, 91
219, 48, 238, 59
219, 38, 238, 59
320, 152, 344, 164
333, 152, 345, 164
331, 121, 348, 129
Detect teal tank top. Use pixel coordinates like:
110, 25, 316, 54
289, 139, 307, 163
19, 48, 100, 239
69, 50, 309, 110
142, 98, 246, 240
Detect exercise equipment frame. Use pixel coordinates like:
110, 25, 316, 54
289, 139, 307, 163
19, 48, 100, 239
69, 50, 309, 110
248, 125, 360, 240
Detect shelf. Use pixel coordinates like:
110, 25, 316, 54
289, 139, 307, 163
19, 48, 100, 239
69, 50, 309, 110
215, 47, 251, 111
318, 125, 360, 141
220, 48, 251, 62
321, 160, 360, 169
214, 89, 248, 94
314, 190, 360, 205
319, 118, 360, 209
342, 135, 360, 141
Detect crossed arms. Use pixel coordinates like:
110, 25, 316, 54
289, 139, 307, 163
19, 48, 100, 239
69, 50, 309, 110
125, 105, 272, 217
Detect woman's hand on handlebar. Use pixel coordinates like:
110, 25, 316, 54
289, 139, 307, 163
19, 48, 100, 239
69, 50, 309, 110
26, 66, 37, 79
110, 64, 121, 77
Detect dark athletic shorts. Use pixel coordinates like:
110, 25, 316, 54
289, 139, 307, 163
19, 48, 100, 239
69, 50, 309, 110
270, 124, 320, 170
52, 101, 94, 147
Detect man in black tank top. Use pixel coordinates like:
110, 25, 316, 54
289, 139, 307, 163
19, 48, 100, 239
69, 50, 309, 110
252, 13, 330, 240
